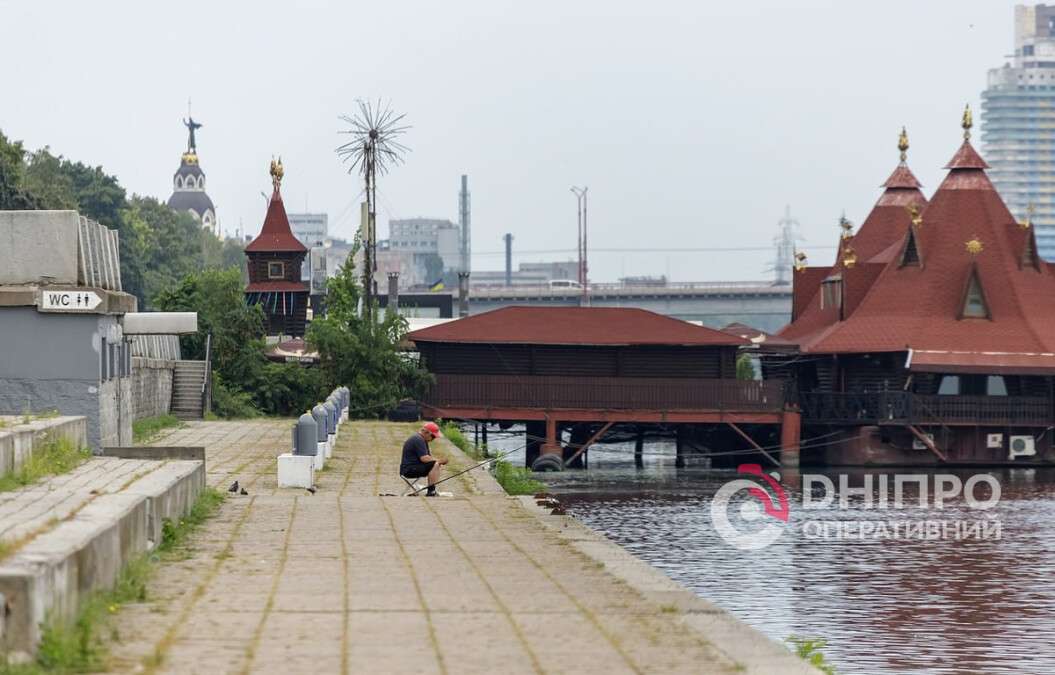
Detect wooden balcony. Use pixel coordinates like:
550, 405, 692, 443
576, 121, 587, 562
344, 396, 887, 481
424, 374, 785, 415
800, 391, 1053, 427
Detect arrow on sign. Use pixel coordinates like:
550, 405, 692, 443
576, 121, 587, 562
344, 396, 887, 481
41, 290, 103, 311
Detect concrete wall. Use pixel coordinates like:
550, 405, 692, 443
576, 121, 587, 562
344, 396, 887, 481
131, 358, 174, 421
0, 308, 132, 452
0, 211, 80, 286
0, 416, 87, 476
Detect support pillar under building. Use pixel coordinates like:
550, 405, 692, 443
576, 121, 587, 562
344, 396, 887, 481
675, 426, 686, 468
634, 430, 644, 469
781, 409, 801, 469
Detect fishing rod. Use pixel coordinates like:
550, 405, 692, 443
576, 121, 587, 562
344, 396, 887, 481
405, 445, 525, 496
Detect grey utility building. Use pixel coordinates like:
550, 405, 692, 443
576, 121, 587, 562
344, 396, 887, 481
1, 211, 141, 449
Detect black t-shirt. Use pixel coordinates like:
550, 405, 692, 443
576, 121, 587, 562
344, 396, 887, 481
401, 434, 430, 470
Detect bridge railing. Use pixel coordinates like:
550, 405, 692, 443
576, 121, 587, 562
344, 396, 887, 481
425, 374, 785, 412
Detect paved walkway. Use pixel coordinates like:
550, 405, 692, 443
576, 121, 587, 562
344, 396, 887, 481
102, 420, 810, 674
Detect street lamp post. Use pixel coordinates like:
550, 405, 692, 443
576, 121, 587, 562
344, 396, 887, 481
571, 186, 589, 305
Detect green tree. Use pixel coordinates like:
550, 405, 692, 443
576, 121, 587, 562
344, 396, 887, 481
0, 131, 39, 209
308, 248, 431, 417
736, 353, 757, 381
22, 147, 77, 209
123, 196, 203, 308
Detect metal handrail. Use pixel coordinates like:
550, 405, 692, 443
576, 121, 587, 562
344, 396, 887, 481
202, 332, 212, 416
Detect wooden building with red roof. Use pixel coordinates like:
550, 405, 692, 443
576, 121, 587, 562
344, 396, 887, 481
408, 306, 788, 470
775, 112, 1055, 465
244, 159, 310, 337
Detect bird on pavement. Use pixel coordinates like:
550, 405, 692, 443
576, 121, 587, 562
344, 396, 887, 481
228, 481, 239, 493
306, 486, 317, 495
240, 488, 248, 496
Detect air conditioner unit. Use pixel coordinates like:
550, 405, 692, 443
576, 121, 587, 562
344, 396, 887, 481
986, 433, 1004, 449
1009, 435, 1036, 460
912, 433, 934, 450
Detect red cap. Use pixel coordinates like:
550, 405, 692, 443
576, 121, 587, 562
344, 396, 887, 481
422, 422, 442, 437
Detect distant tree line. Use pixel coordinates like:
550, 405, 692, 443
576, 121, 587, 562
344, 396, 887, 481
1, 129, 429, 419
0, 129, 244, 309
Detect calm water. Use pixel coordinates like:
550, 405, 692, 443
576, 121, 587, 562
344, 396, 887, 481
481, 429, 1055, 675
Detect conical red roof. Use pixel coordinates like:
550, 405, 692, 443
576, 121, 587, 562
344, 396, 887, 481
799, 138, 1055, 370
245, 186, 307, 253
780, 148, 926, 348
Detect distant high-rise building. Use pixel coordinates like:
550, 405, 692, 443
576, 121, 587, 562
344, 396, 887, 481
983, 3, 1055, 259
167, 116, 218, 236
288, 213, 328, 281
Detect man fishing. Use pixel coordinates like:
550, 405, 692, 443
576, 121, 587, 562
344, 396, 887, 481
400, 421, 448, 496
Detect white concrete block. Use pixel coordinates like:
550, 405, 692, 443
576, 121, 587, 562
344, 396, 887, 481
278, 453, 314, 488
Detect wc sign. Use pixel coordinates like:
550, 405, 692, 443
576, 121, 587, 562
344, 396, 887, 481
40, 290, 102, 312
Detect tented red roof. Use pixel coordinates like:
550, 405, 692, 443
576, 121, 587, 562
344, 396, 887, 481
780, 153, 926, 349
785, 136, 1055, 370
908, 349, 1055, 375
245, 186, 308, 253
407, 307, 748, 346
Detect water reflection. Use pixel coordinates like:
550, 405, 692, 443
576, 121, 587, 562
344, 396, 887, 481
485, 432, 1055, 674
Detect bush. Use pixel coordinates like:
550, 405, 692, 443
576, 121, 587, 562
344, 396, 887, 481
492, 460, 546, 496
211, 374, 260, 419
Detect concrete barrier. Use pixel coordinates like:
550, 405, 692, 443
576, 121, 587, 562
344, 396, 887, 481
0, 457, 204, 662
0, 416, 87, 477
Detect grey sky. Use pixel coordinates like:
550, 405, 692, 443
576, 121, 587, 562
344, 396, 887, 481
1, 0, 1021, 283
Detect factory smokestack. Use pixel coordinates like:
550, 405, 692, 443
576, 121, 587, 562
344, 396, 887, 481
459, 175, 471, 274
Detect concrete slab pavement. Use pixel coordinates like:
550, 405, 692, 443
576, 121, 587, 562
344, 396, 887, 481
100, 420, 814, 674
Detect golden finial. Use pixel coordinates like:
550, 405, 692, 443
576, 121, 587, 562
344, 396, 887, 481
898, 126, 909, 162
794, 250, 808, 272
907, 204, 923, 228
842, 244, 858, 269
839, 214, 854, 240
269, 156, 284, 188
1020, 202, 1035, 229
962, 104, 973, 141
181, 151, 198, 165
965, 236, 984, 255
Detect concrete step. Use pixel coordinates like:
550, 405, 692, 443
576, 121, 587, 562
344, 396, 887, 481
0, 457, 204, 661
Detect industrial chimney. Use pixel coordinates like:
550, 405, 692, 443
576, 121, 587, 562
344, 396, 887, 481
387, 272, 399, 315
457, 271, 470, 317
459, 175, 471, 274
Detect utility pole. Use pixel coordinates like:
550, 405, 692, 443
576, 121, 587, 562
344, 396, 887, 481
571, 186, 589, 305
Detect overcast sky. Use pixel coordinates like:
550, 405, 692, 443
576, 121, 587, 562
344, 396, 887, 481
0, 0, 1023, 282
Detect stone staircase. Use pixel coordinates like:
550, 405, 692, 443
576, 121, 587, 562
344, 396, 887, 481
171, 360, 208, 420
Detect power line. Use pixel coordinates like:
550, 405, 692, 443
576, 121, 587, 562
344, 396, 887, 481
471, 245, 837, 257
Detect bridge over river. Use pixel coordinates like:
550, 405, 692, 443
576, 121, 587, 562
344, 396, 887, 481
467, 281, 792, 333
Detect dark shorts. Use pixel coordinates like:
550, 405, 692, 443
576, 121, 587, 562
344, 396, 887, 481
401, 460, 436, 478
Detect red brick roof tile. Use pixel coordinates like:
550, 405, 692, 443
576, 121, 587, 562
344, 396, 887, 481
407, 307, 748, 346
245, 186, 308, 253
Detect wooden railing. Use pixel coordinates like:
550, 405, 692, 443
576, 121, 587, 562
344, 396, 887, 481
800, 392, 1053, 426
425, 374, 785, 412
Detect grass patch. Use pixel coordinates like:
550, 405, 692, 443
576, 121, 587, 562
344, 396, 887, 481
492, 459, 546, 495
787, 636, 836, 674
0, 437, 91, 494
132, 415, 181, 445
440, 421, 482, 459
0, 488, 226, 674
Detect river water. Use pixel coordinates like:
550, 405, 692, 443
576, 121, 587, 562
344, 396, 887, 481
480, 430, 1055, 675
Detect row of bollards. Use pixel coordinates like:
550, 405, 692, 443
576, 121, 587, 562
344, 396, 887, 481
278, 387, 350, 489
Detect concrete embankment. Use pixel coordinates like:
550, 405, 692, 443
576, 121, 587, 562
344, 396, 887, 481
0, 452, 204, 662
0, 415, 87, 477
98, 419, 814, 674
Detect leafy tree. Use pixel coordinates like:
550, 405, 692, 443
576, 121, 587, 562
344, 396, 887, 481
0, 131, 39, 209
22, 147, 77, 209
308, 247, 431, 417
123, 196, 203, 308
736, 353, 757, 381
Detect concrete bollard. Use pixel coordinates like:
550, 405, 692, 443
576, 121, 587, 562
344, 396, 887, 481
279, 413, 316, 488
339, 386, 350, 421
323, 399, 337, 458
311, 404, 328, 467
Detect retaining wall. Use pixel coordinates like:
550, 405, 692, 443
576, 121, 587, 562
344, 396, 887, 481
131, 357, 175, 421
0, 416, 87, 477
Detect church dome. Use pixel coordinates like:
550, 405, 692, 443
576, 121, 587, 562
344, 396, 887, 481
167, 117, 218, 235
